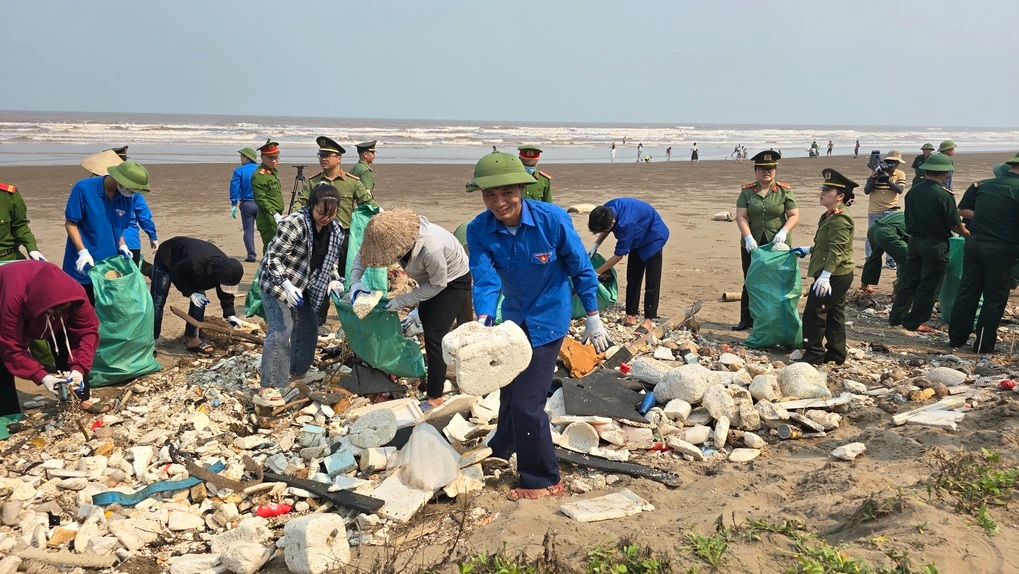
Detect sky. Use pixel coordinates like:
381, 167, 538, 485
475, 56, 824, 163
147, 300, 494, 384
3, 0, 1016, 127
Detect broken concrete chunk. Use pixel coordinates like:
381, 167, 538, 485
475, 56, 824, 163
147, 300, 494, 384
168, 510, 206, 531
728, 448, 761, 463
749, 374, 782, 402
655, 364, 713, 403
831, 442, 866, 461
653, 347, 676, 361
679, 425, 711, 445
559, 489, 654, 522
713, 416, 730, 448
663, 398, 692, 422
169, 554, 222, 574
442, 321, 533, 395
843, 380, 869, 394
373, 474, 435, 524
718, 353, 745, 370
283, 514, 350, 574
348, 409, 397, 448
629, 357, 673, 385
924, 367, 967, 387
665, 436, 705, 461
778, 363, 832, 400
222, 541, 268, 574
743, 432, 767, 449
701, 384, 737, 421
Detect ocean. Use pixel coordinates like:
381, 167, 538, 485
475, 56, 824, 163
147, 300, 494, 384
2, 110, 1018, 166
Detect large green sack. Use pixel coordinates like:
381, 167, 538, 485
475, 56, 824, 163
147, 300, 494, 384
245, 278, 264, 319
333, 295, 426, 378
347, 205, 388, 290
88, 257, 162, 386
939, 236, 981, 323
570, 253, 618, 319
745, 245, 803, 349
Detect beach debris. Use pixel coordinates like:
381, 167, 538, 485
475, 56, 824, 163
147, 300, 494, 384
923, 367, 967, 387
728, 448, 761, 462
442, 321, 532, 395
352, 290, 383, 319
712, 211, 735, 222
777, 362, 832, 400
831, 442, 867, 461
567, 203, 597, 214
283, 514, 350, 574
559, 489, 654, 522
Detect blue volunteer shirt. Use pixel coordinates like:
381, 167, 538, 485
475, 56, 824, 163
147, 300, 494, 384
604, 198, 670, 260
467, 199, 600, 347
230, 161, 258, 205
123, 193, 158, 250
62, 176, 133, 284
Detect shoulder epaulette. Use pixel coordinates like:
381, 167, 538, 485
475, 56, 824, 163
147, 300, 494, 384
741, 182, 757, 189
0, 183, 16, 194
777, 182, 792, 189
309, 172, 323, 180
832, 208, 842, 215
346, 173, 360, 181
257, 168, 271, 175
539, 171, 552, 180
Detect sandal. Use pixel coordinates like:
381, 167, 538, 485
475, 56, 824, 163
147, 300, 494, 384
187, 341, 214, 355
914, 324, 938, 334
508, 480, 566, 501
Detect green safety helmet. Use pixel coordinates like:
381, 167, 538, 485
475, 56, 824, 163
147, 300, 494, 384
919, 153, 955, 172
107, 160, 151, 192
465, 152, 536, 192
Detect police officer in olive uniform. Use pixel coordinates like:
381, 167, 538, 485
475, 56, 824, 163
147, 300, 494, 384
349, 140, 377, 193
0, 182, 46, 263
733, 150, 800, 330
792, 170, 857, 365
252, 139, 284, 251
949, 154, 1019, 353
860, 211, 908, 293
518, 145, 553, 203
888, 154, 970, 332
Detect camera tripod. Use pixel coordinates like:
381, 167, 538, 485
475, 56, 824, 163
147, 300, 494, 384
287, 165, 308, 215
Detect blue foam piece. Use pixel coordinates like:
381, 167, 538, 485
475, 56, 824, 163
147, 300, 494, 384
91, 461, 226, 507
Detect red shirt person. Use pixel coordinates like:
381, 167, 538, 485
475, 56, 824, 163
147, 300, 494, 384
0, 260, 99, 415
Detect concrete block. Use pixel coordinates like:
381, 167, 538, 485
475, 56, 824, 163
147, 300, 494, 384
358, 447, 396, 473
222, 541, 268, 574
347, 397, 424, 428
298, 425, 325, 448
831, 442, 866, 461
655, 364, 713, 403
283, 514, 350, 574
629, 357, 673, 385
905, 410, 964, 431
442, 321, 532, 396
663, 399, 692, 422
373, 474, 434, 523
168, 510, 205, 531
324, 447, 357, 477
559, 489, 654, 523
749, 374, 782, 401
169, 554, 221, 574
348, 409, 397, 448
728, 448, 760, 463
777, 363, 831, 400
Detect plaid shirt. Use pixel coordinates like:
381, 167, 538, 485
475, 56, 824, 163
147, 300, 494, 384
257, 209, 344, 310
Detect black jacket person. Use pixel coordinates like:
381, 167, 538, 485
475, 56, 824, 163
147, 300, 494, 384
151, 237, 244, 354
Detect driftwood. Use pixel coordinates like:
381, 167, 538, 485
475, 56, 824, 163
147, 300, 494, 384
169, 306, 264, 344
603, 301, 702, 368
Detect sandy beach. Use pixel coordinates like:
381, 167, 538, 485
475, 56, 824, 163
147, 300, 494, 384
4, 152, 1019, 573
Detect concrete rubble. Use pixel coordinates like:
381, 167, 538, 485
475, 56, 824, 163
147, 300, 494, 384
0, 303, 1015, 572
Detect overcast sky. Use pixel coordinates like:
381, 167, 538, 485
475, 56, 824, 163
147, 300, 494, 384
3, 0, 1015, 127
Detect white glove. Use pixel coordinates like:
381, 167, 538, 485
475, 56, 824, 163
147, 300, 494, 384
772, 229, 788, 245
226, 315, 242, 328
40, 375, 61, 396
273, 213, 283, 224
328, 280, 345, 297
792, 246, 812, 258
477, 315, 492, 326
119, 244, 132, 259
68, 370, 85, 394
349, 282, 368, 304
282, 280, 304, 307
190, 291, 210, 308
587, 243, 600, 258
28, 250, 46, 261
812, 270, 832, 297
75, 249, 94, 273
581, 313, 612, 353
384, 298, 402, 312
744, 235, 758, 252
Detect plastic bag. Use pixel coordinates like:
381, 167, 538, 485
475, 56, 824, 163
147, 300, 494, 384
334, 295, 426, 378
244, 277, 264, 319
87, 256, 162, 386
745, 245, 803, 349
396, 424, 460, 490
347, 205, 388, 290
570, 253, 618, 319
939, 236, 981, 323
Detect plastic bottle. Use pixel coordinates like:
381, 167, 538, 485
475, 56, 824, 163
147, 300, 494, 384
255, 503, 292, 518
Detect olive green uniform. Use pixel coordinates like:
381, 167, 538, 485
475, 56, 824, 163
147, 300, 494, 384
295, 170, 376, 230
948, 172, 1019, 352
861, 210, 908, 287
0, 183, 39, 260
801, 205, 855, 364
251, 165, 283, 251
910, 154, 929, 187
889, 179, 962, 329
523, 171, 553, 203
735, 181, 797, 324
348, 160, 375, 193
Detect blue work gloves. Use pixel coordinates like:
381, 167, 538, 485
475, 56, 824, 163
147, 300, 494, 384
328, 280, 345, 299
792, 246, 812, 258
349, 282, 370, 305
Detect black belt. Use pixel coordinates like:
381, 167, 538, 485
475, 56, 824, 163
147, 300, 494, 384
0, 247, 20, 259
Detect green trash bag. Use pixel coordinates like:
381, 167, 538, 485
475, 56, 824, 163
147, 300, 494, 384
334, 295, 426, 378
347, 205, 388, 290
245, 278, 265, 319
745, 245, 803, 349
940, 236, 982, 324
88, 256, 162, 387
570, 253, 618, 319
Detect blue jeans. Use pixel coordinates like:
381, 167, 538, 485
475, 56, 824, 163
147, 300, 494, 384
151, 262, 203, 339
866, 209, 897, 265
239, 200, 258, 260
260, 286, 318, 388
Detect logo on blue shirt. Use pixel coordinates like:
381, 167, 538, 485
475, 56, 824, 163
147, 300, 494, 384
532, 251, 553, 264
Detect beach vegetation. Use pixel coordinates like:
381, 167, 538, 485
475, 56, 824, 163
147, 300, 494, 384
925, 447, 1018, 536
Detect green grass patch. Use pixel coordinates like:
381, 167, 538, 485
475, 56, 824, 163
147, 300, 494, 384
926, 448, 1019, 536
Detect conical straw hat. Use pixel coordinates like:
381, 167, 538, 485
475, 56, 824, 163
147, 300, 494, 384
361, 208, 421, 268
80, 150, 123, 177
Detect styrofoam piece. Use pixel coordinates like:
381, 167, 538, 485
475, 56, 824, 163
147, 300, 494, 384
348, 409, 398, 448
372, 474, 434, 524
346, 398, 424, 428
559, 489, 654, 523
560, 422, 600, 453
442, 321, 532, 395
550, 414, 613, 425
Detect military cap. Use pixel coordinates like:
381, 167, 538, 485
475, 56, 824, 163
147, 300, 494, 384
751, 150, 781, 168
938, 139, 957, 152
921, 143, 936, 151
919, 153, 955, 172
109, 146, 129, 160
238, 147, 258, 162
355, 140, 377, 153
316, 136, 345, 155
1004, 152, 1019, 166
258, 139, 280, 154
822, 168, 857, 205
992, 164, 1010, 177
108, 160, 151, 192
518, 145, 543, 160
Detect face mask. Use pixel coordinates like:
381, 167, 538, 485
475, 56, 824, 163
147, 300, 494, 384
523, 166, 536, 175
118, 185, 135, 197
